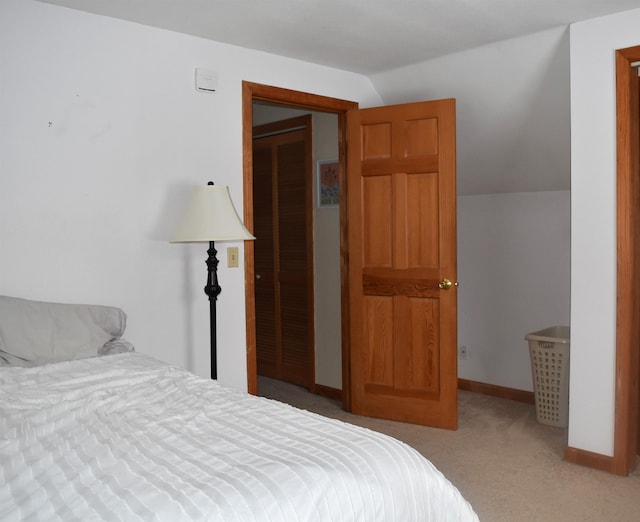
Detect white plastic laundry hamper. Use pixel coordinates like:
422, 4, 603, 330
525, 326, 570, 428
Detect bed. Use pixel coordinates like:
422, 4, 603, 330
0, 295, 479, 521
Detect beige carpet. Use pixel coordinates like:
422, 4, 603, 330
258, 377, 640, 522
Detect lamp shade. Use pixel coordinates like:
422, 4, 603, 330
172, 183, 255, 242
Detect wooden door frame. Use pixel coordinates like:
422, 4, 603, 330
242, 81, 358, 402
614, 45, 640, 475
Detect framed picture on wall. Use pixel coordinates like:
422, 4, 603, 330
317, 159, 339, 207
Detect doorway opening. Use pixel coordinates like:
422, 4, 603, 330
242, 82, 358, 408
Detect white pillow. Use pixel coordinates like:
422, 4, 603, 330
0, 295, 127, 365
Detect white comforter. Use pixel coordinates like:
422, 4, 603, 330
0, 353, 478, 521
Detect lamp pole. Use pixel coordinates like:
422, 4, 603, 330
204, 240, 222, 379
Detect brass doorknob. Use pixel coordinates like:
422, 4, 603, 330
438, 278, 458, 290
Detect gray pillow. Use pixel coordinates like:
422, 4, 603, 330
0, 295, 128, 365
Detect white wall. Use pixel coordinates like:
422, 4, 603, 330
569, 8, 640, 457
310, 115, 341, 389
458, 191, 571, 390
0, 0, 381, 391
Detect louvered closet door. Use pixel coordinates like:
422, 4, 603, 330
253, 116, 313, 389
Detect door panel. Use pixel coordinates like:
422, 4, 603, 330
347, 99, 457, 429
362, 176, 392, 266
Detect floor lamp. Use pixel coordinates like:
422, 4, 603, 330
172, 182, 255, 379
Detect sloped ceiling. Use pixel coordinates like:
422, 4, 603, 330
38, 0, 639, 74
37, 0, 640, 194
370, 27, 573, 195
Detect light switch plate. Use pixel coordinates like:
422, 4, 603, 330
227, 247, 239, 268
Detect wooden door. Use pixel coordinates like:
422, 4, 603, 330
253, 115, 314, 389
347, 99, 458, 429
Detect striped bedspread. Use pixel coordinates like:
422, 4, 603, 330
0, 352, 478, 521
